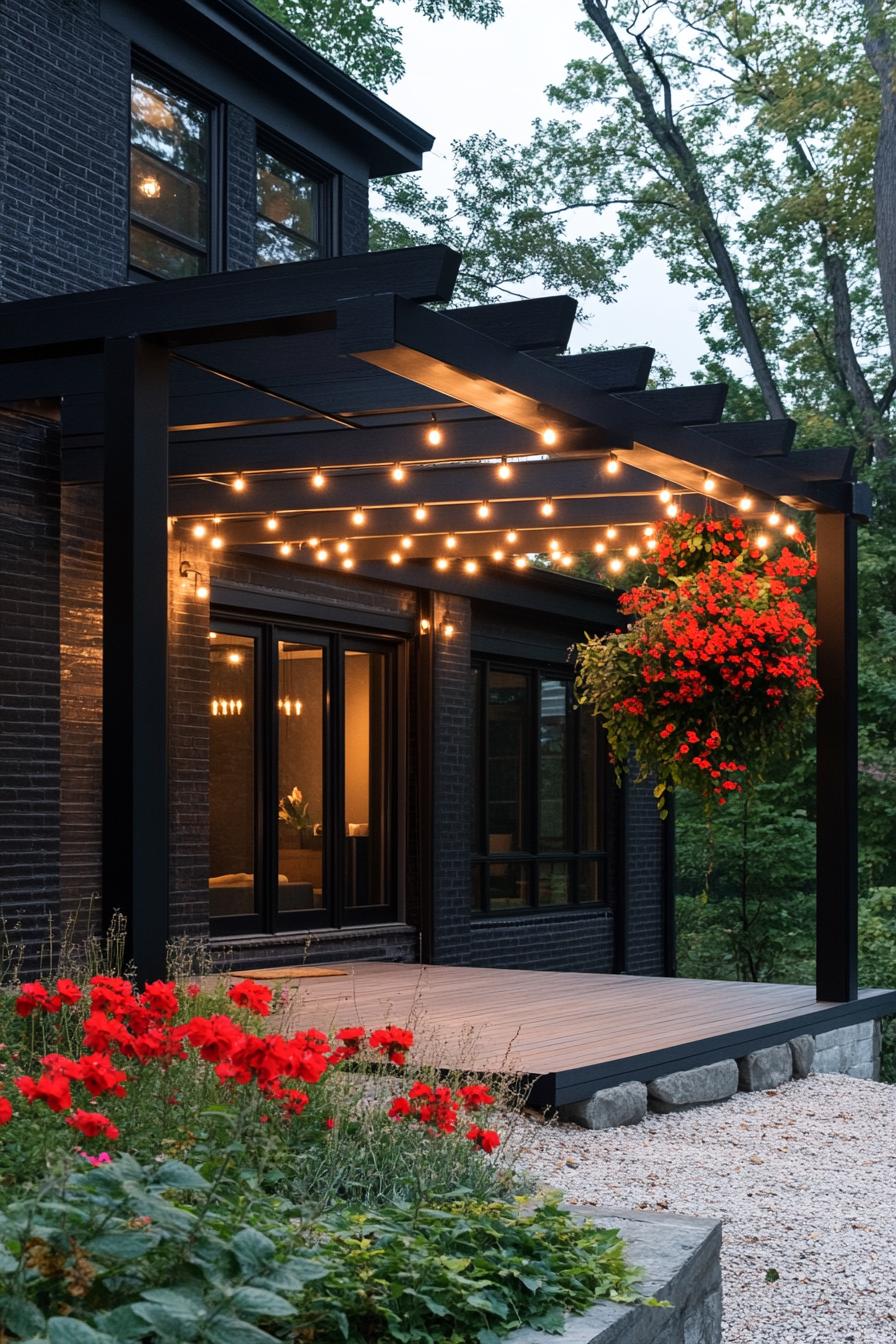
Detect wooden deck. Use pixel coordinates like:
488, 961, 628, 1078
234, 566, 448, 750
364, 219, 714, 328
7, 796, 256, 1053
255, 961, 896, 1105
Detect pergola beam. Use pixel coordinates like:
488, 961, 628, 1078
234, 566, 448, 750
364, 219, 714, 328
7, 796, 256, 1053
0, 245, 462, 359
338, 294, 858, 515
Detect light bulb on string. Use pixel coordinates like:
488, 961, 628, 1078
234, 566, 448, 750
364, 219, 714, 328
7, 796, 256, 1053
279, 541, 292, 556
210, 534, 224, 551
548, 537, 561, 553
608, 558, 624, 575
784, 521, 797, 537
311, 468, 326, 489
336, 540, 350, 555
768, 506, 782, 526
192, 522, 207, 539
389, 550, 402, 565
497, 457, 512, 481
626, 544, 640, 559
665, 501, 679, 518
351, 507, 366, 527
703, 472, 717, 493
414, 504, 428, 522
643, 526, 655, 538
435, 557, 450, 571
315, 547, 329, 563
606, 527, 618, 541
232, 473, 246, 493
593, 541, 606, 555
477, 501, 491, 520
541, 426, 558, 447
491, 548, 505, 562
646, 538, 657, 551
391, 463, 406, 482
308, 536, 320, 549
513, 555, 528, 569
445, 533, 458, 550
425, 414, 443, 448
400, 535, 413, 550
463, 559, 479, 575
659, 484, 672, 504
265, 514, 279, 531
560, 554, 573, 568
738, 492, 754, 513
605, 454, 620, 475
540, 498, 555, 518
505, 529, 519, 544
341, 556, 354, 570
755, 534, 770, 550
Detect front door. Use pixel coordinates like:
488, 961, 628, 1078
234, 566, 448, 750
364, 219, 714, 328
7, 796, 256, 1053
208, 617, 403, 936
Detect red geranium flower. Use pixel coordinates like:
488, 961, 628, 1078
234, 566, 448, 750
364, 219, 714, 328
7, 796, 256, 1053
457, 1083, 496, 1111
15, 1072, 72, 1113
55, 978, 82, 1007
227, 979, 273, 1017
369, 1025, 414, 1066
76, 1053, 128, 1098
140, 980, 180, 1021
65, 1109, 120, 1140
466, 1124, 501, 1154
183, 1014, 242, 1063
15, 982, 54, 1017
0, 1097, 12, 1125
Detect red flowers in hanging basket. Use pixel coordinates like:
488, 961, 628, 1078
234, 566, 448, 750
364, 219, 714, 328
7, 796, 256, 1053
575, 512, 821, 810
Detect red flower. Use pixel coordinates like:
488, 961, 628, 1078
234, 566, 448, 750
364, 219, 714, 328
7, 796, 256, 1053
82, 1011, 132, 1054
466, 1124, 501, 1154
76, 1053, 128, 1098
15, 1072, 72, 1113
388, 1096, 411, 1119
227, 979, 273, 1017
187, 983, 201, 998
457, 1083, 496, 1111
65, 1109, 120, 1140
0, 1097, 12, 1125
183, 1014, 242, 1063
15, 982, 55, 1017
55, 978, 82, 1007
369, 1025, 414, 1066
140, 980, 180, 1021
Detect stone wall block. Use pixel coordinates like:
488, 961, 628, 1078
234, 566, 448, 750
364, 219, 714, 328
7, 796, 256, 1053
789, 1035, 815, 1079
647, 1060, 738, 1113
559, 1081, 647, 1131
737, 1044, 793, 1091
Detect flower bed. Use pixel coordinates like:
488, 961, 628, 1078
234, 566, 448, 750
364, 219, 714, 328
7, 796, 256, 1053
0, 961, 645, 1342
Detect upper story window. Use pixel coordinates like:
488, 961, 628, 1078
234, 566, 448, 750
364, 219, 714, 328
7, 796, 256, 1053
256, 143, 326, 266
471, 659, 608, 914
129, 68, 212, 280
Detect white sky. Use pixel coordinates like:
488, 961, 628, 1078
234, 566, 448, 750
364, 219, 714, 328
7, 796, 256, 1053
385, 0, 707, 382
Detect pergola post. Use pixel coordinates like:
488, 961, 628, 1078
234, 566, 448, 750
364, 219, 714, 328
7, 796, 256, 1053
815, 511, 859, 1002
102, 336, 170, 981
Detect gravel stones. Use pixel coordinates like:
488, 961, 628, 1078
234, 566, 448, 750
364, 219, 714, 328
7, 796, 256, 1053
513, 1073, 896, 1344
647, 1060, 739, 1112
559, 1081, 648, 1131
738, 1044, 794, 1091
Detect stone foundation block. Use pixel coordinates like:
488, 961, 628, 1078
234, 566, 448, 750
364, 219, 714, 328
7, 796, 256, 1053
813, 1019, 880, 1078
506, 1207, 722, 1344
845, 1062, 876, 1080
815, 1021, 873, 1051
559, 1081, 647, 1131
647, 1060, 738, 1113
789, 1034, 815, 1079
737, 1043, 793, 1091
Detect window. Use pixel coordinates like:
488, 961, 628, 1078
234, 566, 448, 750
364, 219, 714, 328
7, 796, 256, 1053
208, 619, 402, 935
129, 68, 212, 279
256, 144, 325, 265
471, 659, 608, 913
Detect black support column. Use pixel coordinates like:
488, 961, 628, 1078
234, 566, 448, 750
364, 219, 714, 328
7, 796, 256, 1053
102, 336, 170, 981
815, 511, 859, 1002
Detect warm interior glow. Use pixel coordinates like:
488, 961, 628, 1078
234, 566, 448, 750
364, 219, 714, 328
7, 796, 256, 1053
138, 175, 161, 198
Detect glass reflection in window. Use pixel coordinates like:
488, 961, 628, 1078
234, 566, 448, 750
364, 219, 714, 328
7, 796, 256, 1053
277, 643, 325, 914
208, 634, 256, 917
130, 70, 209, 279
256, 148, 322, 266
344, 650, 389, 907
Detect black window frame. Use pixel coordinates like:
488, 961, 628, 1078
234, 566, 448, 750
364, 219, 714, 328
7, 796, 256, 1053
471, 656, 610, 915
128, 54, 224, 282
254, 128, 334, 267
208, 613, 406, 938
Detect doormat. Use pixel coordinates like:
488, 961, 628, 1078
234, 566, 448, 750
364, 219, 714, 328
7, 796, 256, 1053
239, 966, 348, 980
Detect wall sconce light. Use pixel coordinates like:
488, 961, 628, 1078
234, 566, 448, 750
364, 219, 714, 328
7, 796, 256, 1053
277, 697, 302, 716
180, 559, 209, 600
419, 616, 432, 635
442, 610, 456, 639
211, 698, 243, 716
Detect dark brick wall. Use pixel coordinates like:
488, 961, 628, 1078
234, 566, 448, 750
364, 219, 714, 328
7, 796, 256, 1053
225, 105, 258, 272
0, 410, 61, 974
341, 176, 370, 255
470, 908, 615, 973
622, 778, 668, 974
429, 594, 473, 964
0, 0, 129, 301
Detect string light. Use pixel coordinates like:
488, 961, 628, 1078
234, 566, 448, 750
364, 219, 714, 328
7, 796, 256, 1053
540, 498, 555, 517
784, 521, 797, 537
738, 492, 754, 513
351, 508, 366, 526
477, 501, 491, 520
513, 555, 528, 569
208, 631, 217, 640
279, 541, 292, 556
541, 426, 558, 446
491, 548, 505, 562
608, 557, 624, 575
400, 535, 413, 549
191, 522, 207, 539
463, 560, 479, 575
643, 526, 655, 538
505, 529, 519, 544
315, 547, 329, 562
755, 534, 770, 550
593, 541, 606, 555
659, 484, 672, 503
548, 537, 561, 553
425, 414, 443, 448
497, 457, 512, 481
442, 617, 456, 638
308, 536, 320, 548
768, 505, 782, 526
389, 550, 403, 565
341, 556, 355, 570
414, 504, 428, 522
703, 472, 717, 492
232, 473, 246, 493
626, 544, 640, 559
560, 554, 573, 568
646, 538, 657, 551
391, 463, 406, 482
265, 514, 279, 531
311, 468, 326, 489
210, 534, 223, 550
435, 557, 450, 571
336, 540, 350, 555
605, 454, 620, 475
445, 533, 458, 550
665, 501, 679, 518
606, 527, 618, 541
227, 651, 243, 666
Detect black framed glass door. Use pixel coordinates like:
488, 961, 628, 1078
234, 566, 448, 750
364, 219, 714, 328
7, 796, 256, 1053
208, 618, 402, 936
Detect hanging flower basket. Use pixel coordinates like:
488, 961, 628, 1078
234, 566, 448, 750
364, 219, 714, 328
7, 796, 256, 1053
575, 512, 821, 815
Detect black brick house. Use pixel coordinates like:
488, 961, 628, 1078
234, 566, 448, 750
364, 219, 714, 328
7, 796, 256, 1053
0, 0, 668, 979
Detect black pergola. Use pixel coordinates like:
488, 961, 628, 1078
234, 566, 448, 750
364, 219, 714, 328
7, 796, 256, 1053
0, 244, 867, 998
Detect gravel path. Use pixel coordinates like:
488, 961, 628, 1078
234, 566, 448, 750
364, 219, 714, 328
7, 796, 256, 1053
514, 1073, 896, 1344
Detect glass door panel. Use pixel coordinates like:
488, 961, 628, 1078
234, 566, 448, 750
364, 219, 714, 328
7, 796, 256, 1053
344, 648, 390, 910
538, 678, 571, 850
486, 670, 528, 854
277, 641, 325, 916
209, 632, 258, 920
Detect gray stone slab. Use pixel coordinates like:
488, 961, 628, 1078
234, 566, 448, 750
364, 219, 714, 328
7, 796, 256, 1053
737, 1043, 793, 1091
560, 1082, 648, 1131
845, 1062, 876, 1080
789, 1034, 815, 1079
815, 1020, 874, 1051
506, 1207, 722, 1344
647, 1060, 738, 1113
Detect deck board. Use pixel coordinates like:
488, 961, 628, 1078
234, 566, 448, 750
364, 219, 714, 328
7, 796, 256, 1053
242, 961, 896, 1104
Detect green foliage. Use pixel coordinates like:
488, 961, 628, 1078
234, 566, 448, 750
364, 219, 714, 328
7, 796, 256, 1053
0, 1159, 643, 1344
251, 0, 502, 92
